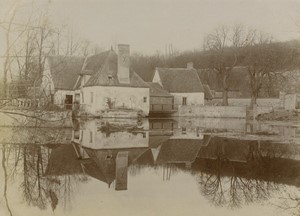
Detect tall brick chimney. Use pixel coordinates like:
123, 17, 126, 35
117, 44, 130, 83
187, 62, 194, 69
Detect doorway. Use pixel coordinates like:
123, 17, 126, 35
65, 95, 73, 110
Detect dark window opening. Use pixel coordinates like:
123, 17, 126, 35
89, 131, 93, 143
143, 97, 147, 103
65, 95, 73, 110
90, 92, 94, 103
182, 97, 187, 105
106, 155, 113, 160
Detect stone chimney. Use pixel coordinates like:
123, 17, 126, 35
187, 62, 194, 69
117, 44, 130, 83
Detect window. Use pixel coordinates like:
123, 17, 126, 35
182, 127, 187, 135
182, 97, 187, 105
90, 92, 94, 103
89, 131, 93, 143
143, 97, 147, 103
82, 93, 84, 103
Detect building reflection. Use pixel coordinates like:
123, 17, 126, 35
2, 118, 300, 213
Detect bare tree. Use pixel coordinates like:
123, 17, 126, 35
0, 1, 19, 98
244, 33, 297, 107
204, 25, 255, 105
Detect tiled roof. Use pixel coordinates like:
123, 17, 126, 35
84, 50, 149, 88
82, 50, 110, 73
47, 56, 85, 90
147, 82, 172, 97
80, 69, 94, 75
44, 144, 83, 176
73, 76, 82, 90
203, 84, 213, 100
156, 68, 204, 93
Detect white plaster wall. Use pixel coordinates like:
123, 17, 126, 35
82, 86, 150, 116
285, 94, 297, 110
54, 90, 74, 106
80, 119, 149, 149
172, 92, 204, 106
152, 70, 162, 85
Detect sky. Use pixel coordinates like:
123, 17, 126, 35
0, 0, 300, 55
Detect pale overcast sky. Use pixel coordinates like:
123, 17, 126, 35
0, 0, 300, 55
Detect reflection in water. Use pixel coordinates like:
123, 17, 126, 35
0, 117, 300, 215
2, 145, 13, 216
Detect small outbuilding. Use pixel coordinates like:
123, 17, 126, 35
147, 82, 175, 114
152, 63, 205, 107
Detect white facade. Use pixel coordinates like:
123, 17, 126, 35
82, 86, 150, 116
172, 92, 204, 106
152, 70, 162, 85
153, 69, 205, 106
77, 119, 149, 149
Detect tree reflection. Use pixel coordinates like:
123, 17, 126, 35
2, 145, 13, 216
196, 138, 299, 209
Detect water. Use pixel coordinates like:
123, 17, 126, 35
0, 116, 300, 216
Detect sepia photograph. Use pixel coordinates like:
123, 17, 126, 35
0, 0, 300, 215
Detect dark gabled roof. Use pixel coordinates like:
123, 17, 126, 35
80, 70, 94, 75
147, 82, 173, 97
84, 50, 149, 88
156, 139, 202, 164
203, 84, 213, 100
47, 56, 85, 90
73, 76, 82, 90
44, 144, 83, 177
133, 149, 155, 165
84, 148, 115, 185
82, 50, 111, 73
197, 66, 250, 93
83, 147, 148, 185
156, 68, 204, 93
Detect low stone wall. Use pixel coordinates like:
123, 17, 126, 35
173, 105, 247, 118
211, 98, 280, 108
253, 106, 273, 117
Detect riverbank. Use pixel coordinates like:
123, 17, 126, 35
0, 109, 73, 128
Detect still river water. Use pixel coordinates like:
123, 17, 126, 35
0, 115, 300, 216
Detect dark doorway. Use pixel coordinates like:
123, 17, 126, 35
65, 95, 73, 110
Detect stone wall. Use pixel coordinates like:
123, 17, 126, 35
211, 98, 280, 108
173, 105, 247, 118
253, 105, 273, 118
284, 94, 297, 110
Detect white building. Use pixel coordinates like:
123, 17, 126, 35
152, 63, 205, 107
41, 44, 150, 116
41, 56, 85, 109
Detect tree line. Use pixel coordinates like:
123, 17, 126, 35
131, 25, 300, 107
